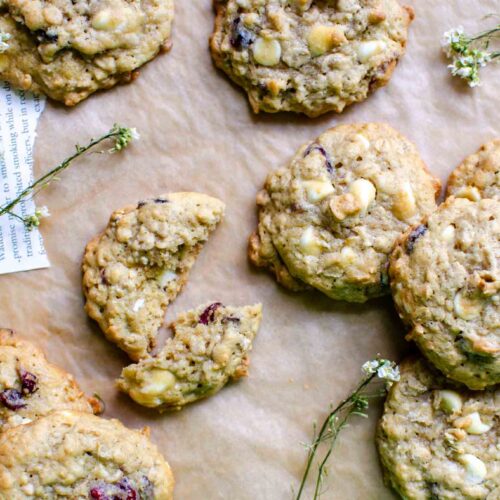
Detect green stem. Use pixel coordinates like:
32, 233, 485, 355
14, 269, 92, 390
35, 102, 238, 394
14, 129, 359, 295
5, 210, 25, 223
295, 371, 378, 500
312, 412, 351, 499
0, 129, 123, 219
470, 25, 500, 42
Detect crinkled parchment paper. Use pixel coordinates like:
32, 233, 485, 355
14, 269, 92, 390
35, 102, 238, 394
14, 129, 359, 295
0, 1, 498, 498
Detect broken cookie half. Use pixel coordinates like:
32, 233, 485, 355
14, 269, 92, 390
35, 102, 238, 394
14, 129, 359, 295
117, 302, 262, 410
82, 192, 226, 361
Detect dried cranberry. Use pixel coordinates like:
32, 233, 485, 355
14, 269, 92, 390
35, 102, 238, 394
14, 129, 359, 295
303, 143, 333, 173
199, 303, 223, 325
0, 389, 26, 410
230, 17, 255, 50
19, 368, 38, 394
90, 487, 110, 500
117, 477, 138, 500
405, 224, 427, 254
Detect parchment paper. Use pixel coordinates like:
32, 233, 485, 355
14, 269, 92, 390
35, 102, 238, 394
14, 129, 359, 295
0, 1, 498, 498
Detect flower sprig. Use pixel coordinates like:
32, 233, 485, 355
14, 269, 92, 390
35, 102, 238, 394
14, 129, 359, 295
442, 21, 500, 87
0, 33, 11, 53
0, 124, 139, 230
295, 359, 399, 500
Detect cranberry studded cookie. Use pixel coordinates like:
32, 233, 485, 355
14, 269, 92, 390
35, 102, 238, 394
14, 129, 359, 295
210, 0, 414, 117
447, 139, 500, 201
83, 193, 226, 362
249, 123, 440, 302
0, 329, 97, 431
390, 197, 500, 389
377, 357, 499, 500
0, 0, 174, 105
0, 411, 174, 498
117, 302, 262, 410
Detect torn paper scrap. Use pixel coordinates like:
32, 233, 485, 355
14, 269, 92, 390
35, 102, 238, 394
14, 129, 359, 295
0, 83, 49, 275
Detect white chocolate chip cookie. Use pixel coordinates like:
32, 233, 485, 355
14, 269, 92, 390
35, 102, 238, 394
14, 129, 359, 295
447, 139, 500, 201
249, 123, 440, 302
0, 411, 174, 499
117, 302, 262, 410
0, 0, 174, 105
210, 0, 414, 117
82, 193, 225, 361
377, 357, 499, 500
0, 329, 97, 432
390, 197, 500, 389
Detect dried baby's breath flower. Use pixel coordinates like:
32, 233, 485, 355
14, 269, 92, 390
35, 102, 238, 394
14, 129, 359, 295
0, 125, 138, 230
23, 206, 50, 230
363, 358, 400, 388
0, 33, 11, 52
295, 358, 399, 499
110, 125, 140, 153
442, 20, 500, 87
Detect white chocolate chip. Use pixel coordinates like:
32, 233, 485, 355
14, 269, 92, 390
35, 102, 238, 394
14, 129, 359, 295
442, 225, 456, 243
340, 246, 356, 264
454, 186, 481, 202
349, 178, 376, 213
132, 298, 145, 313
437, 390, 463, 414
357, 40, 386, 62
454, 291, 483, 320
392, 182, 417, 221
158, 270, 177, 287
353, 134, 370, 150
212, 344, 232, 365
307, 25, 346, 56
459, 454, 487, 484
299, 226, 322, 256
92, 9, 118, 30
129, 369, 176, 407
21, 484, 35, 496
303, 180, 334, 202
454, 412, 492, 435
253, 37, 281, 66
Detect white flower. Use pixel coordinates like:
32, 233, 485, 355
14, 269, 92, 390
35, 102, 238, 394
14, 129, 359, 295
36, 206, 50, 218
441, 26, 464, 56
377, 361, 400, 384
362, 360, 380, 375
0, 32, 11, 53
362, 359, 400, 387
130, 128, 140, 141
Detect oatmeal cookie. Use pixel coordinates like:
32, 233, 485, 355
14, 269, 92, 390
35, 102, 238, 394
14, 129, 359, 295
0, 410, 174, 499
210, 0, 414, 117
447, 139, 500, 201
0, 329, 97, 432
0, 0, 174, 105
390, 197, 500, 389
118, 302, 262, 410
377, 357, 499, 500
249, 123, 440, 302
82, 192, 226, 361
